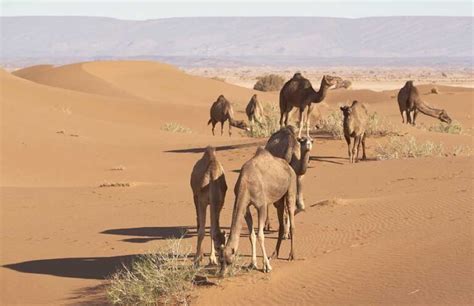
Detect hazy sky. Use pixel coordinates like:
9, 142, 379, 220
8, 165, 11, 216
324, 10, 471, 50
2, 0, 472, 19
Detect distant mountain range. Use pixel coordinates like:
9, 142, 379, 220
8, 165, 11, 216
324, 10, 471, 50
1, 16, 473, 67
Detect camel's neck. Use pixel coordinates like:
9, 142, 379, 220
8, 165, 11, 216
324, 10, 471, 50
416, 100, 443, 119
310, 79, 329, 103
226, 190, 248, 252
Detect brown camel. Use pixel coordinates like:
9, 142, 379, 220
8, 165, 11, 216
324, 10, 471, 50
220, 147, 297, 274
208, 95, 249, 136
190, 146, 227, 265
264, 126, 312, 237
397, 81, 452, 125
340, 100, 368, 163
245, 94, 264, 130
279, 73, 339, 138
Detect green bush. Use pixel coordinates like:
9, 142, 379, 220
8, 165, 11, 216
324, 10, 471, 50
428, 120, 463, 134
246, 103, 280, 138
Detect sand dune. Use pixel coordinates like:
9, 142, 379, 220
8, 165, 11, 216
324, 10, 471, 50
1, 61, 472, 305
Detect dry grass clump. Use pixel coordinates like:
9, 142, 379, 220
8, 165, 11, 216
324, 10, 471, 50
431, 87, 439, 94
161, 122, 192, 134
99, 182, 130, 187
211, 76, 225, 82
316, 110, 398, 139
253, 74, 285, 92
246, 103, 280, 138
110, 166, 125, 171
428, 120, 463, 134
375, 136, 444, 160
107, 238, 200, 305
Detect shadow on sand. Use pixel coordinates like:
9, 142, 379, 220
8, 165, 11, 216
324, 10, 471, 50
164, 141, 264, 154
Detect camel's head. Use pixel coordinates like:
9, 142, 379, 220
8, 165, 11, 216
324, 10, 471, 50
439, 110, 452, 124
340, 105, 352, 118
232, 120, 250, 131
323, 75, 340, 88
297, 137, 313, 153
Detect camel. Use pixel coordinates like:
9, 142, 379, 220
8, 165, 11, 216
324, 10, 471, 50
340, 100, 368, 163
190, 146, 227, 265
245, 94, 264, 131
208, 95, 249, 136
264, 126, 312, 236
397, 81, 452, 125
220, 147, 297, 274
279, 73, 339, 139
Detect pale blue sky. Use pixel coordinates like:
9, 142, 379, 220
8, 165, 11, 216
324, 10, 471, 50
2, 0, 472, 19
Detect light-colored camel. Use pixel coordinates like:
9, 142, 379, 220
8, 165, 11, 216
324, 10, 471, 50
220, 147, 297, 274
208, 95, 249, 136
340, 100, 368, 163
190, 146, 227, 265
333, 79, 352, 89
245, 94, 264, 131
279, 73, 338, 138
264, 126, 312, 236
397, 81, 452, 125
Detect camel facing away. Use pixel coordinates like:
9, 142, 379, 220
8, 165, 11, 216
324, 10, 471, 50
397, 81, 452, 125
208, 95, 249, 136
220, 147, 297, 274
245, 94, 264, 130
340, 100, 368, 163
264, 126, 312, 236
279, 73, 339, 138
190, 146, 227, 265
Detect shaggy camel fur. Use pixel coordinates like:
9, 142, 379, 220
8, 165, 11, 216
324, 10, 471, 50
190, 146, 227, 265
279, 73, 338, 138
340, 100, 368, 163
208, 95, 249, 136
264, 126, 312, 236
397, 81, 452, 125
220, 147, 297, 274
245, 94, 264, 130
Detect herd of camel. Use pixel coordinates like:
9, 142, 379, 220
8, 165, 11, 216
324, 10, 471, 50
193, 73, 453, 274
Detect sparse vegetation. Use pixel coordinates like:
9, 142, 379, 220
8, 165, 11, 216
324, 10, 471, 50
99, 182, 131, 188
161, 122, 192, 134
431, 87, 439, 94
253, 74, 285, 92
245, 103, 280, 138
110, 166, 125, 171
107, 238, 200, 305
428, 120, 463, 134
375, 136, 444, 160
211, 76, 225, 82
316, 110, 398, 139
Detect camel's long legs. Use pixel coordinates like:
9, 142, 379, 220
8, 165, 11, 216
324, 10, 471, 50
194, 199, 207, 265
257, 205, 272, 273
220, 121, 224, 136
355, 135, 362, 163
351, 136, 358, 163
271, 199, 285, 259
413, 109, 418, 125
406, 109, 412, 125
297, 108, 304, 138
361, 133, 367, 160
344, 134, 351, 162
288, 202, 296, 261
245, 208, 258, 269
211, 122, 216, 135
306, 105, 312, 139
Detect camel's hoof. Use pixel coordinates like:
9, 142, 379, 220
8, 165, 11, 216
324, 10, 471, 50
208, 259, 218, 266
281, 233, 290, 240
248, 262, 258, 270
262, 263, 272, 273
288, 254, 295, 261
295, 207, 305, 215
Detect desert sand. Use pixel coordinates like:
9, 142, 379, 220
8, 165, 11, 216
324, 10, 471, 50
1, 61, 473, 305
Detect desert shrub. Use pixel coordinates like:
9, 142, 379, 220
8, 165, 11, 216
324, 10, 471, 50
253, 74, 285, 92
428, 120, 463, 134
375, 136, 444, 160
316, 110, 344, 139
431, 87, 439, 94
211, 76, 225, 82
246, 103, 280, 138
107, 238, 200, 305
365, 112, 400, 137
161, 122, 192, 134
317, 110, 398, 139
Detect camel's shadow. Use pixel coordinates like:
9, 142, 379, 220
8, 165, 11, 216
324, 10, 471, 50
164, 141, 264, 154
